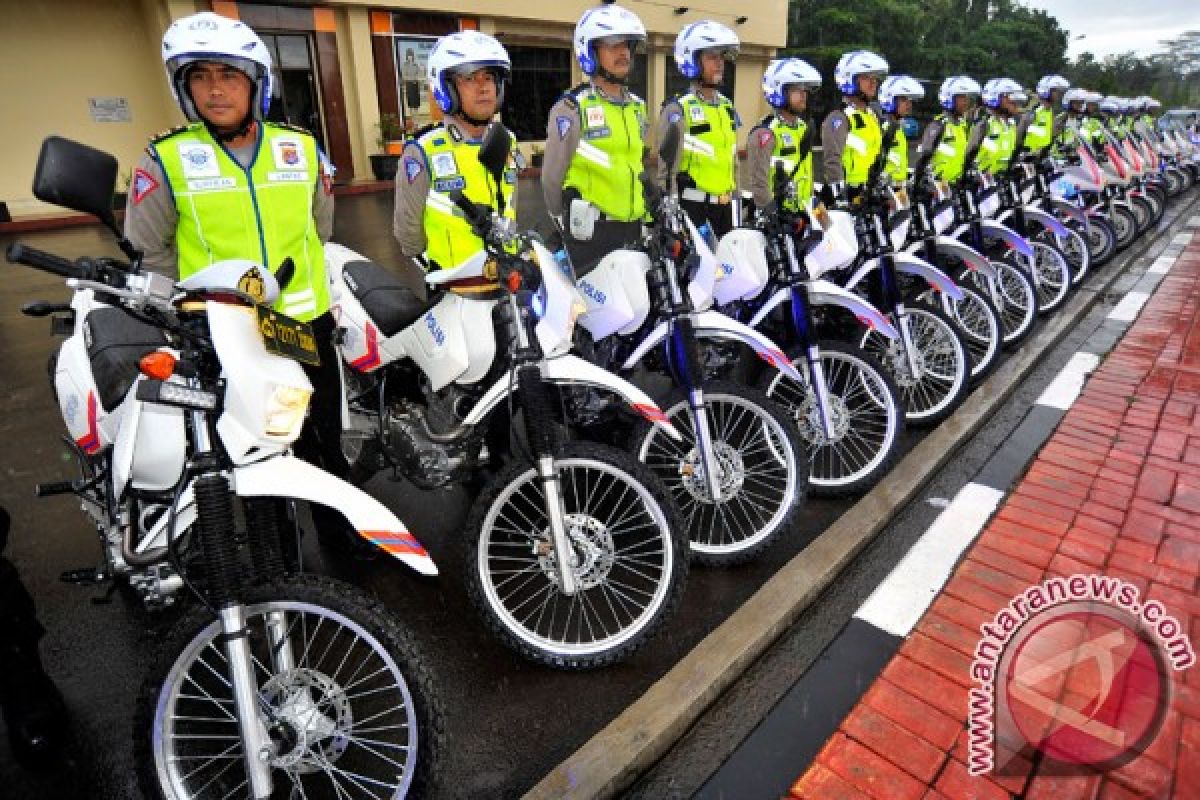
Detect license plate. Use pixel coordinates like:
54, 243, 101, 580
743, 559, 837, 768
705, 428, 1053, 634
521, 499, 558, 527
256, 306, 320, 366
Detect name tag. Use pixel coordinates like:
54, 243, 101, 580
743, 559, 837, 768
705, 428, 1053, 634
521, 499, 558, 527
267, 171, 310, 182
187, 177, 237, 191
433, 176, 466, 192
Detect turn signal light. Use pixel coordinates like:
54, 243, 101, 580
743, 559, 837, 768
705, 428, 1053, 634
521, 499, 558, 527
505, 270, 522, 294
139, 351, 177, 381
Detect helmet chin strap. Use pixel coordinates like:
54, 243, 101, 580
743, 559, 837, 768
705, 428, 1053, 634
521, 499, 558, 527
595, 65, 628, 87
207, 113, 256, 144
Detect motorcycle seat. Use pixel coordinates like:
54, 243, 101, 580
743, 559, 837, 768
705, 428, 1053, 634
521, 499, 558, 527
342, 259, 426, 337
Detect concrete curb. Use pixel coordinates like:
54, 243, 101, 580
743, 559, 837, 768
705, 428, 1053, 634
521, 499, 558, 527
523, 195, 1200, 800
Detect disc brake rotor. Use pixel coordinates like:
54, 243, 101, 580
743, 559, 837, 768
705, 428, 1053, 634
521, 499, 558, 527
792, 389, 851, 446
678, 441, 745, 503
261, 668, 353, 773
537, 514, 616, 591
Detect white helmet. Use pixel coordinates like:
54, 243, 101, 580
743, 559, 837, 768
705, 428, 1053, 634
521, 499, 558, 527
938, 75, 981, 111
834, 50, 888, 95
427, 31, 510, 115
761, 58, 821, 108
1062, 87, 1088, 109
1147, 97, 1163, 111
982, 78, 1022, 109
574, 4, 647, 77
1036, 74, 1069, 100
1100, 96, 1120, 114
1085, 90, 1103, 108
879, 75, 924, 113
161, 12, 273, 123
674, 20, 739, 79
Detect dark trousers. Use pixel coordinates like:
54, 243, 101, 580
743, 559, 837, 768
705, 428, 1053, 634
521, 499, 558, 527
292, 312, 352, 532
680, 197, 737, 239
562, 219, 644, 277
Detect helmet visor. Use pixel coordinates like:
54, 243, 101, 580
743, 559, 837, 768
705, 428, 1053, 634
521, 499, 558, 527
593, 34, 646, 53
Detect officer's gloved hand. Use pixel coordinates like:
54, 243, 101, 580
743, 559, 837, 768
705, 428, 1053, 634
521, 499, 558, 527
819, 182, 846, 209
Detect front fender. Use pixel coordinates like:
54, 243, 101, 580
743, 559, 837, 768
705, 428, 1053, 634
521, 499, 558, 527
1023, 206, 1071, 238
234, 456, 437, 576
1051, 199, 1090, 233
544, 355, 682, 440
907, 237, 997, 281
979, 219, 1035, 260
747, 286, 790, 330
692, 310, 804, 382
807, 280, 899, 338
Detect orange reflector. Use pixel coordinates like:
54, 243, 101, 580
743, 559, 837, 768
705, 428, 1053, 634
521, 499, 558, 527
505, 270, 522, 294
139, 352, 176, 380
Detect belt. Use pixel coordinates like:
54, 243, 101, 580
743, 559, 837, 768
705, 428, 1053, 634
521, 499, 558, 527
681, 187, 733, 205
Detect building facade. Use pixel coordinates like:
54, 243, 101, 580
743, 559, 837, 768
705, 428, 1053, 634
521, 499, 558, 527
1, 0, 786, 218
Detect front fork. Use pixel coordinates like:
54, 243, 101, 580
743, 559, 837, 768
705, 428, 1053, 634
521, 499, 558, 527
789, 285, 837, 440
508, 296, 580, 596
665, 316, 725, 503
874, 257, 924, 380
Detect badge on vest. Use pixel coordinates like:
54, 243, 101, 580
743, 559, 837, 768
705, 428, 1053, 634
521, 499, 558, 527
780, 132, 795, 147
178, 143, 219, 178
431, 152, 458, 179
688, 104, 706, 123
585, 105, 606, 130
272, 139, 307, 170
433, 177, 466, 192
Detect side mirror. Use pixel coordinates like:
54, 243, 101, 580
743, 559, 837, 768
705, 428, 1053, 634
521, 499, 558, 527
478, 123, 513, 185
32, 136, 119, 233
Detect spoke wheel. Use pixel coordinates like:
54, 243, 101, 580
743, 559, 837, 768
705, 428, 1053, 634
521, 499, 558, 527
466, 442, 687, 668
136, 575, 442, 800
861, 302, 971, 428
760, 341, 903, 497
633, 381, 805, 565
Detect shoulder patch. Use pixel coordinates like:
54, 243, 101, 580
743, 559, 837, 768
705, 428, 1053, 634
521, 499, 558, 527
756, 129, 773, 148
556, 115, 572, 140
403, 156, 422, 184
668, 110, 682, 125
149, 123, 193, 144
131, 168, 160, 205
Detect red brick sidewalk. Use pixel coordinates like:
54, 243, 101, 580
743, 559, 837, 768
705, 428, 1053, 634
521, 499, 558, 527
791, 238, 1200, 800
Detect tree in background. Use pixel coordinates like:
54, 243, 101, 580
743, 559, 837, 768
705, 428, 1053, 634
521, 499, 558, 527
782, 0, 1068, 122
1068, 30, 1200, 108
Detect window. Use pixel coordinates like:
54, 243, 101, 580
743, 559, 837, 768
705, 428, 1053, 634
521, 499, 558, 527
500, 46, 572, 141
260, 32, 327, 152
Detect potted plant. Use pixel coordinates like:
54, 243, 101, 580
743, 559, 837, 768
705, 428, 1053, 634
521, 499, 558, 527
369, 113, 406, 181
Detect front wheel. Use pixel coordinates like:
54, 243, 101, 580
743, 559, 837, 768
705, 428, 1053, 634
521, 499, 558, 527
861, 302, 971, 428
760, 341, 903, 497
632, 381, 806, 566
1051, 226, 1091, 287
961, 262, 1038, 349
135, 575, 443, 800
918, 284, 1002, 385
1079, 216, 1117, 267
1111, 204, 1139, 251
465, 441, 687, 669
1015, 240, 1072, 315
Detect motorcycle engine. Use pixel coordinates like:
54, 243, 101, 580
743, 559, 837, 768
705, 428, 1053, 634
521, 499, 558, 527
383, 399, 481, 490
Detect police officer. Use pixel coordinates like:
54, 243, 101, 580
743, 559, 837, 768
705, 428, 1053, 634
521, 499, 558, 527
820, 50, 889, 204
878, 75, 925, 186
976, 78, 1023, 176
1058, 87, 1090, 152
921, 76, 982, 185
1081, 92, 1108, 146
541, 4, 649, 274
658, 20, 742, 237
1025, 74, 1069, 155
123, 13, 356, 554
744, 58, 822, 213
393, 31, 517, 291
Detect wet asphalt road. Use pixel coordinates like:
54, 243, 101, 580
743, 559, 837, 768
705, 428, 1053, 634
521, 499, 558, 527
0, 187, 1178, 799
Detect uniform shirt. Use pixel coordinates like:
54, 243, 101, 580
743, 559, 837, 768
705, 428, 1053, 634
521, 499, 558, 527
744, 113, 813, 210
656, 89, 739, 193
821, 102, 883, 186
541, 83, 648, 219
124, 125, 334, 278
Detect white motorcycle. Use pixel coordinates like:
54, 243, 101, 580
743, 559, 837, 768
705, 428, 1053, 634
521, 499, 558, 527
10, 136, 442, 799
329, 124, 690, 669
568, 128, 808, 566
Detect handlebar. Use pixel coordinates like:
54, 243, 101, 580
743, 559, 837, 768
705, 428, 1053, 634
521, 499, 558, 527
6, 243, 88, 280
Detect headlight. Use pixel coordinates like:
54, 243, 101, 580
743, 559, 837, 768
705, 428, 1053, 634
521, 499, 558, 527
265, 384, 311, 439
